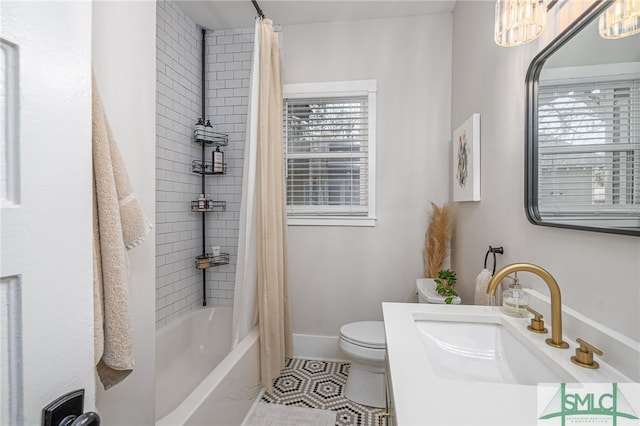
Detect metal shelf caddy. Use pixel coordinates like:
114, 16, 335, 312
193, 130, 229, 147
190, 200, 226, 212
191, 159, 227, 175
195, 253, 230, 269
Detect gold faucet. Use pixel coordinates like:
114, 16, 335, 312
487, 263, 569, 349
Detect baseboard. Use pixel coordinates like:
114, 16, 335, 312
292, 333, 349, 362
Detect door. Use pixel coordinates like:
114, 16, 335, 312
1, 2, 95, 424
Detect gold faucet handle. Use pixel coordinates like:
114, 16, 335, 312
526, 307, 548, 334
571, 338, 603, 369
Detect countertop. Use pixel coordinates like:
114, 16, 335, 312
382, 302, 634, 426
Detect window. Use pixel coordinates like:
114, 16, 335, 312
283, 80, 376, 226
537, 75, 640, 226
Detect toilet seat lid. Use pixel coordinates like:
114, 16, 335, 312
340, 321, 386, 349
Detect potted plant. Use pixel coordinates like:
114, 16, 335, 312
433, 269, 459, 304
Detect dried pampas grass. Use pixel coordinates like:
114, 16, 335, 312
424, 202, 454, 278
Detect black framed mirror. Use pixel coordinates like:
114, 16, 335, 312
525, 0, 640, 236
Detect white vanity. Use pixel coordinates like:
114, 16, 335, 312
382, 302, 638, 425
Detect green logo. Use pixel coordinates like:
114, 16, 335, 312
539, 383, 639, 425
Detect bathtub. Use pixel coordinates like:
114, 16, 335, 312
156, 306, 261, 426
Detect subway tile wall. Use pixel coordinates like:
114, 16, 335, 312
156, 0, 254, 328
156, 0, 204, 328
204, 28, 253, 307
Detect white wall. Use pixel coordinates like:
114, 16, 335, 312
92, 2, 157, 424
451, 1, 640, 342
282, 14, 453, 336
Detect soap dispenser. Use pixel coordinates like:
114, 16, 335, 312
502, 272, 530, 317
204, 119, 214, 142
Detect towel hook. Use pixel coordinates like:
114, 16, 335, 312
484, 246, 504, 275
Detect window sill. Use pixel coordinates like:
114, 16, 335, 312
287, 216, 377, 227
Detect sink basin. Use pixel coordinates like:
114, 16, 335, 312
415, 319, 568, 385
383, 303, 636, 426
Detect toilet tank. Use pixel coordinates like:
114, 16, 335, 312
416, 278, 461, 304
417, 280, 429, 303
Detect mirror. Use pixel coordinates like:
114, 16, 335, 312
525, 1, 640, 236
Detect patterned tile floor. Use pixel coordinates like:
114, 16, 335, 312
261, 358, 385, 426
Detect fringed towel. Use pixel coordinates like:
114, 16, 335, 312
474, 268, 503, 306
92, 74, 152, 390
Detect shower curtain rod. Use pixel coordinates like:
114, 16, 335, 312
251, 0, 265, 19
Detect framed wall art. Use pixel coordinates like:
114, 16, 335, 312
452, 113, 480, 202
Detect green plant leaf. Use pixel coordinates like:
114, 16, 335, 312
436, 269, 457, 288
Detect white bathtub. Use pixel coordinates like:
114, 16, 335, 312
155, 306, 261, 426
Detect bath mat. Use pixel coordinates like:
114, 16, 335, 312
244, 401, 336, 426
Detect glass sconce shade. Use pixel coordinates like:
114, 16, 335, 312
495, 0, 548, 46
599, 0, 640, 39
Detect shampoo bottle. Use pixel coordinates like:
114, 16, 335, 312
212, 146, 224, 174
195, 118, 205, 140
502, 272, 529, 317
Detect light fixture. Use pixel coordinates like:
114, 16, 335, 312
495, 0, 548, 46
599, 0, 640, 39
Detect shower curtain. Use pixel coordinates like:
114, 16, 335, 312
231, 19, 260, 351
232, 18, 292, 391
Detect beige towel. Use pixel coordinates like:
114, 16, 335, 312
474, 268, 503, 306
92, 74, 152, 390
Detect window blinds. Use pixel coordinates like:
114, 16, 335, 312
283, 96, 369, 216
537, 79, 640, 219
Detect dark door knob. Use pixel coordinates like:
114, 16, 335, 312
59, 412, 100, 426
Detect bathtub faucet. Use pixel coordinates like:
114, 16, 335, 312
487, 262, 569, 349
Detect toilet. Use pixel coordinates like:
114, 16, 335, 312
339, 279, 462, 408
339, 321, 387, 408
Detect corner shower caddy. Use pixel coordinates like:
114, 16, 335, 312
192, 129, 229, 305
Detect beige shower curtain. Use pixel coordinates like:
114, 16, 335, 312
255, 18, 292, 391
